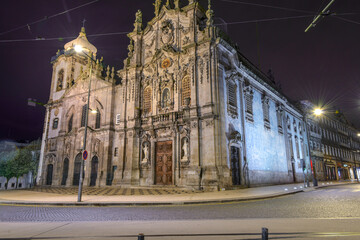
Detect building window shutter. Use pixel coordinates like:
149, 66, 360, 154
262, 95, 270, 129
227, 81, 238, 118
276, 104, 283, 134
244, 85, 254, 122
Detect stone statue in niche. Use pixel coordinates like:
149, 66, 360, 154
162, 88, 171, 108
94, 140, 100, 155
142, 143, 149, 163
181, 138, 189, 162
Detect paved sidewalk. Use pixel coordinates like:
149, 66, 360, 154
0, 181, 356, 206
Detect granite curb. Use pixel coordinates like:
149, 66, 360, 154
0, 182, 356, 207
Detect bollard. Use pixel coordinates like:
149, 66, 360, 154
138, 233, 144, 240
262, 227, 268, 240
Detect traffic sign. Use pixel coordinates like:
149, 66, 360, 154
83, 150, 88, 160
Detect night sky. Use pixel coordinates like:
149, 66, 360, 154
0, 0, 359, 141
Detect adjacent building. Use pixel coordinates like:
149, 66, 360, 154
301, 100, 360, 182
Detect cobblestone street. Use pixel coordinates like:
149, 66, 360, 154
1, 184, 360, 222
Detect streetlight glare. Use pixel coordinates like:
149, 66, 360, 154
74, 45, 83, 53
90, 109, 97, 114
314, 108, 323, 116
357, 133, 360, 137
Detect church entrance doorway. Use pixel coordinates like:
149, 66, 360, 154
73, 153, 82, 186
90, 156, 98, 186
155, 141, 173, 185
230, 146, 241, 185
61, 158, 69, 185
46, 164, 53, 185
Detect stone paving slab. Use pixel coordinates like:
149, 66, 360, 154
0, 181, 357, 206
29, 186, 203, 196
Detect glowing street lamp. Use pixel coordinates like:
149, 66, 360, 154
74, 44, 83, 53
314, 108, 324, 116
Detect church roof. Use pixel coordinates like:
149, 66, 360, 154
64, 27, 97, 54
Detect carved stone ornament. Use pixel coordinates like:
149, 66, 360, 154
49, 139, 57, 151
155, 128, 171, 138
161, 58, 172, 69
45, 153, 56, 164
141, 131, 152, 141
205, 119, 214, 127
228, 130, 242, 143
161, 20, 174, 45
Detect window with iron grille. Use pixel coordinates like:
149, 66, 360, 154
95, 109, 101, 129
114, 147, 118, 157
81, 104, 87, 127
143, 87, 152, 114
68, 114, 73, 133
115, 114, 121, 125
53, 118, 59, 129
182, 75, 191, 106
295, 137, 300, 158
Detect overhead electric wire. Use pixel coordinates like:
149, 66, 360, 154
221, 0, 360, 30
333, 16, 360, 25
220, 0, 314, 14
0, 15, 316, 43
0, 0, 100, 36
220, 0, 358, 17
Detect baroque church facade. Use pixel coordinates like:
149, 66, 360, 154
37, 0, 312, 190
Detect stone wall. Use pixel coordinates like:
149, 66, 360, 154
7, 177, 17, 190
0, 177, 6, 190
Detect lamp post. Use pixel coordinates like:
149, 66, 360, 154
74, 44, 95, 202
304, 107, 324, 187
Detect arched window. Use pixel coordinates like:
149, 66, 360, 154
68, 114, 73, 133
73, 153, 82, 186
182, 75, 191, 106
81, 104, 87, 127
53, 118, 59, 129
143, 87, 152, 114
56, 69, 64, 91
162, 88, 170, 108
95, 108, 101, 129
61, 158, 69, 186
